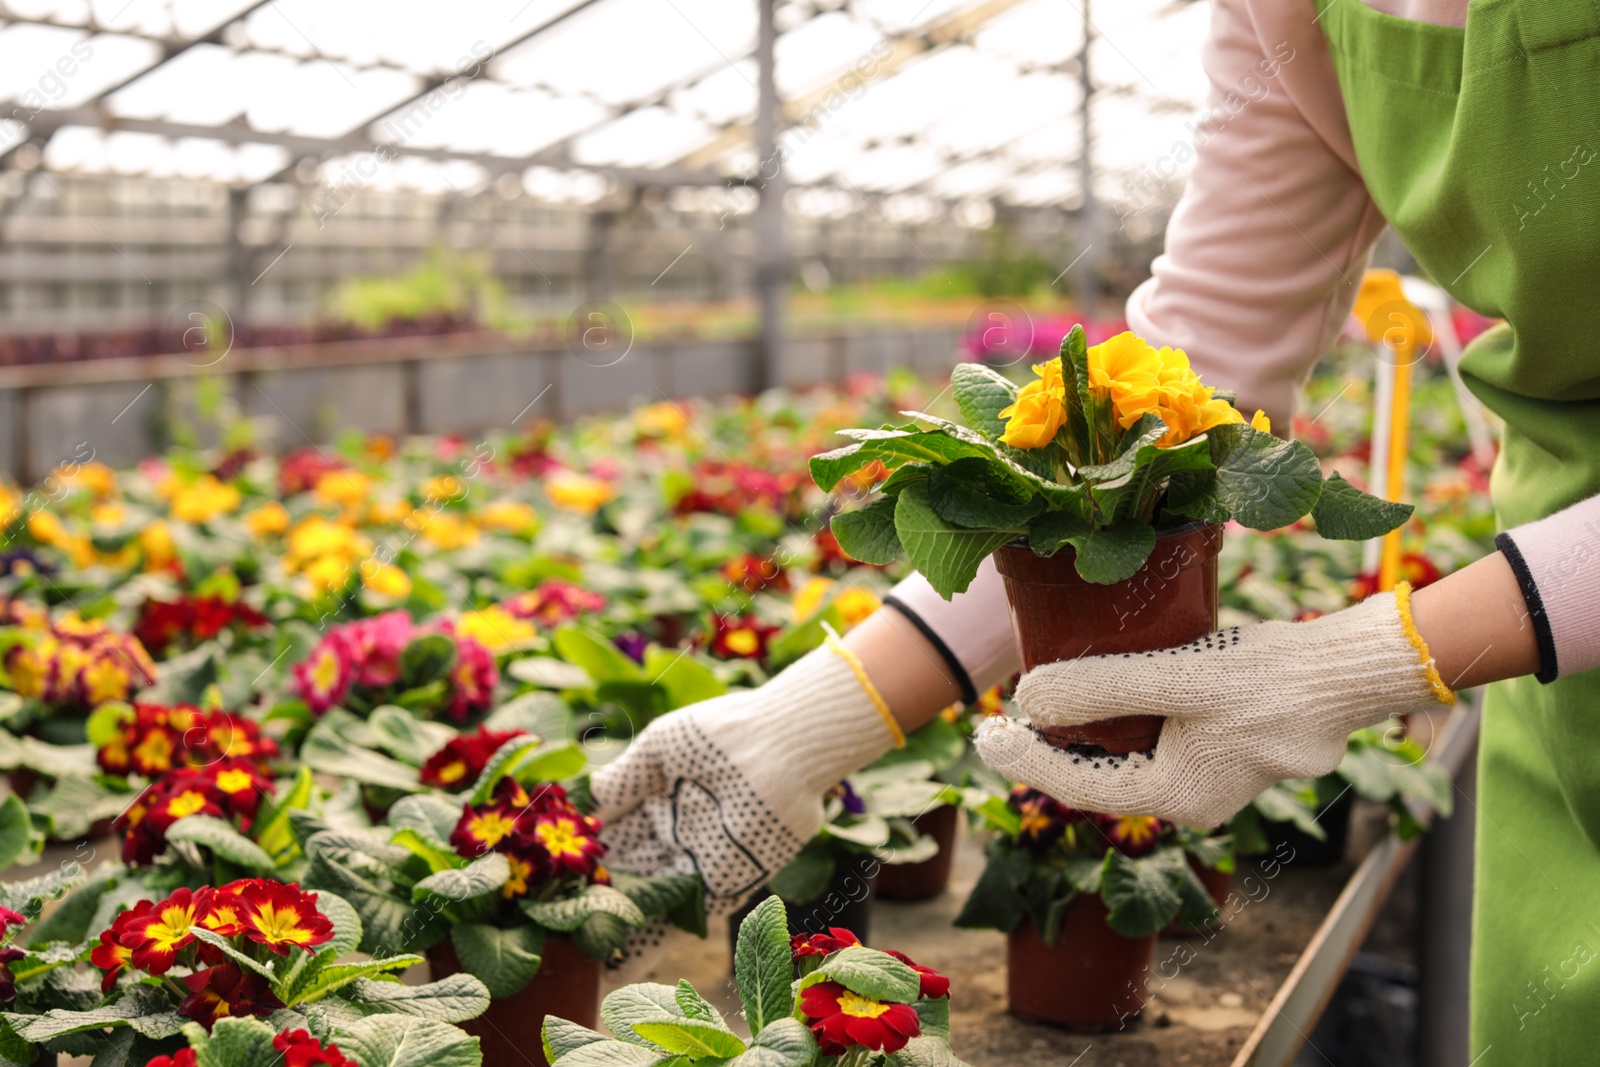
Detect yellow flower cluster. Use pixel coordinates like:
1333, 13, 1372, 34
285, 515, 373, 594
546, 472, 615, 515
791, 577, 881, 630
999, 332, 1270, 451
456, 606, 536, 650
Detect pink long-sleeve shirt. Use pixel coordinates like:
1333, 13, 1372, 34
883, 0, 1600, 694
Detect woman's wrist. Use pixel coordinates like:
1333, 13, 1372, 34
1408, 550, 1541, 689
841, 607, 964, 735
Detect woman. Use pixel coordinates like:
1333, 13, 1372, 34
595, 0, 1600, 1057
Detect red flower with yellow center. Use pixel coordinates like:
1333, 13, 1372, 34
237, 882, 334, 956
791, 927, 861, 960
81, 651, 134, 705
292, 639, 354, 714
162, 788, 215, 821
800, 981, 922, 1056
419, 727, 527, 793
708, 614, 779, 663
200, 880, 259, 938
533, 815, 605, 875
273, 1028, 357, 1067
91, 899, 154, 992
178, 962, 283, 1029
451, 807, 518, 853
131, 728, 178, 775
1096, 813, 1168, 858
884, 950, 951, 1000
119, 887, 209, 973
502, 854, 535, 898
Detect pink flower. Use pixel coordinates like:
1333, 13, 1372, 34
292, 634, 355, 714
343, 611, 413, 688
444, 631, 498, 723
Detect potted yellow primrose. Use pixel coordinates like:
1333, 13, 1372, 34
811, 326, 1410, 753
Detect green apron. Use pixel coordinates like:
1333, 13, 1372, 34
1316, 0, 1600, 1057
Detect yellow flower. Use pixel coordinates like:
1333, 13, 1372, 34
1086, 332, 1164, 429
245, 502, 290, 537
479, 500, 539, 535
366, 498, 412, 526
91, 503, 127, 528
456, 606, 535, 650
55, 462, 117, 498
313, 470, 372, 507
170, 475, 241, 523
635, 402, 689, 438
998, 359, 1068, 450
546, 472, 615, 514
1250, 409, 1272, 434
421, 475, 466, 504
27, 510, 69, 547
139, 522, 176, 570
408, 511, 478, 550
835, 587, 881, 628
361, 562, 412, 599
1154, 376, 1243, 447
287, 515, 370, 568
791, 576, 834, 621
303, 555, 354, 594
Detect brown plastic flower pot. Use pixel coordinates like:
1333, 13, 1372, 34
1007, 898, 1157, 1032
876, 804, 960, 902
428, 934, 601, 1067
993, 522, 1224, 755
1161, 853, 1234, 937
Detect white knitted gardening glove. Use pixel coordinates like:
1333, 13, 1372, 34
975, 588, 1455, 829
592, 640, 901, 913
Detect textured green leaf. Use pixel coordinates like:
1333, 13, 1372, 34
198, 1015, 280, 1063
1069, 521, 1157, 584
412, 853, 509, 904
291, 955, 420, 1005
819, 946, 921, 1003
332, 1016, 481, 1067
674, 979, 720, 1025
301, 721, 421, 792
0, 795, 34, 870
165, 815, 276, 871
368, 705, 457, 764
733, 896, 793, 1037
549, 1040, 660, 1066
809, 430, 994, 493
632, 1021, 746, 1058
4, 985, 175, 1042
1207, 423, 1323, 530
1310, 472, 1414, 539
1101, 849, 1184, 937
949, 362, 1018, 438
399, 634, 457, 688
894, 482, 1018, 599
608, 872, 706, 939
1076, 418, 1166, 482
571, 911, 629, 961
192, 928, 278, 981
254, 765, 316, 863
466, 735, 546, 804
450, 922, 544, 998
542, 1016, 610, 1063
387, 794, 463, 846
600, 983, 684, 1049
728, 1018, 817, 1067
341, 974, 489, 1023
391, 828, 464, 875
830, 498, 903, 565
551, 624, 644, 686
643, 648, 727, 711
926, 457, 1044, 529
521, 885, 645, 932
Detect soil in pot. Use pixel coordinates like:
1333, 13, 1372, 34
1007, 896, 1157, 1032
428, 934, 600, 1067
876, 805, 960, 902
1265, 788, 1353, 867
993, 523, 1223, 756
728, 852, 879, 961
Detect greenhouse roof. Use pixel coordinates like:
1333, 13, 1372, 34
0, 0, 1209, 209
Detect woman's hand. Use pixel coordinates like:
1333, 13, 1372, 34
974, 586, 1455, 828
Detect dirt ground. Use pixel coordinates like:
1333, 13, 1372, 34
616, 809, 1391, 1067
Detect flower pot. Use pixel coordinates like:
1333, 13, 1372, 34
728, 852, 879, 961
992, 522, 1223, 755
1161, 853, 1234, 937
876, 804, 960, 902
427, 934, 600, 1067
1007, 898, 1157, 1032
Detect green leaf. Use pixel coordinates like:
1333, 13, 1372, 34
600, 983, 685, 1049
728, 1018, 817, 1067
552, 624, 645, 685
543, 1017, 610, 1063
466, 734, 546, 804
733, 896, 793, 1037
332, 1016, 482, 1067
387, 793, 464, 845
289, 954, 422, 1005
549, 1040, 661, 1066
0, 795, 34, 870
254, 765, 316, 863
888, 1036, 973, 1067
1164, 469, 1232, 524
608, 872, 706, 939
412, 853, 510, 904
301, 720, 421, 792
451, 922, 544, 998
368, 705, 457, 764
571, 911, 629, 961
949, 362, 1018, 438
521, 885, 646, 932
165, 815, 276, 871
894, 482, 1019, 599
643, 647, 728, 711
819, 946, 921, 1002
953, 842, 1031, 932
198, 1016, 281, 1063
4, 985, 176, 1042
1026, 508, 1092, 557
84, 702, 133, 748
927, 457, 1044, 529
767, 845, 833, 905
192, 928, 278, 981
1101, 849, 1184, 937
810, 429, 996, 494
391, 828, 464, 875
1101, 434, 1217, 524
1310, 472, 1414, 539
1251, 783, 1327, 841
632, 1021, 747, 1058
674, 979, 721, 1025
1207, 424, 1324, 531
1069, 521, 1157, 584
340, 974, 489, 1023
29, 772, 131, 841
1076, 418, 1166, 482
829, 498, 903, 566
507, 657, 592, 690
23, 862, 118, 946
400, 634, 458, 688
